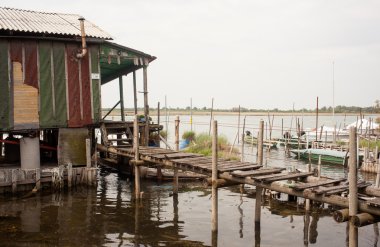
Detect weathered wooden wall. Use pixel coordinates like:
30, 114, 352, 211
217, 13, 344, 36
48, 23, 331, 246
0, 39, 101, 131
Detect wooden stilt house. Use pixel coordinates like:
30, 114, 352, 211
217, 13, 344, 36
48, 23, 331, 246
0, 7, 158, 171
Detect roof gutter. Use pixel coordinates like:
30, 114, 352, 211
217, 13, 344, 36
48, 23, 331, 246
76, 17, 87, 59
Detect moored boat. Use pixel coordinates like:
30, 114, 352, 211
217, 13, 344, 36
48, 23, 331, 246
290, 148, 359, 165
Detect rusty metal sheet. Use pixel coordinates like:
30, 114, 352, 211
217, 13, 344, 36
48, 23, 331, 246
66, 44, 81, 127
24, 41, 38, 89
80, 50, 92, 125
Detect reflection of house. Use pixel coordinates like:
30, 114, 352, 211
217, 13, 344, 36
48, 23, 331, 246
0, 7, 157, 191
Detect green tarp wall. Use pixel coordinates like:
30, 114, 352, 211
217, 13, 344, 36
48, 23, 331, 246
39, 42, 67, 127
0, 40, 10, 130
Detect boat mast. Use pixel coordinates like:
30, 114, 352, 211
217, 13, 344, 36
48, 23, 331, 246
332, 60, 335, 124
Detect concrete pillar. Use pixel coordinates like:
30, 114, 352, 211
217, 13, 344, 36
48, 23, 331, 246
20, 137, 40, 170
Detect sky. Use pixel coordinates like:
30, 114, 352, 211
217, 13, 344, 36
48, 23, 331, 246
2, 0, 380, 110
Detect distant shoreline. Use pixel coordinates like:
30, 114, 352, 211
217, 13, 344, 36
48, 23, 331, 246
103, 110, 380, 117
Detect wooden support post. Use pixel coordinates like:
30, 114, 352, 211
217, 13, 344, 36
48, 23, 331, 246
134, 115, 141, 199
173, 116, 180, 194
255, 186, 263, 224
86, 138, 91, 168
318, 155, 322, 178
349, 126, 358, 247
281, 118, 284, 137
143, 66, 149, 146
35, 168, 41, 191
133, 71, 138, 115
68, 163, 72, 188
119, 76, 125, 122
211, 120, 218, 233
257, 120, 264, 166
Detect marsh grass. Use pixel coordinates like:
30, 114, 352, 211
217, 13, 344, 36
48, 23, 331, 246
185, 133, 240, 160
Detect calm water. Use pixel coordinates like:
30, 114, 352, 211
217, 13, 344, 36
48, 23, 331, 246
0, 114, 379, 246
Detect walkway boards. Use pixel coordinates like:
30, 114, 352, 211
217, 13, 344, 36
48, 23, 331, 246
99, 145, 380, 215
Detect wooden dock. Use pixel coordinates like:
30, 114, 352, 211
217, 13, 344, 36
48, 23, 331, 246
97, 144, 380, 216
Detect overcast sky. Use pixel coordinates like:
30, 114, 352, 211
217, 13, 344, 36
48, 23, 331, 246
3, 0, 380, 110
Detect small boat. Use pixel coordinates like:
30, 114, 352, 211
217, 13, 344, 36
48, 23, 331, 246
243, 135, 277, 149
290, 148, 363, 165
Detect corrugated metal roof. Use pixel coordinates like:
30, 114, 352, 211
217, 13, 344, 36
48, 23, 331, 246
0, 7, 112, 39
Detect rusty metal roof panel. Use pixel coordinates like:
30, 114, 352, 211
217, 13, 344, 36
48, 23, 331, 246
0, 7, 112, 39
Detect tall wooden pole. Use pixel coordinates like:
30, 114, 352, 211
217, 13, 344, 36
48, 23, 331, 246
119, 76, 125, 122
257, 120, 264, 166
173, 116, 180, 194
211, 120, 218, 233
133, 71, 137, 115
190, 98, 193, 132
349, 126, 358, 247
157, 102, 161, 148
134, 115, 141, 199
209, 98, 214, 136
241, 116, 246, 162
143, 66, 149, 146
316, 97, 319, 142
237, 105, 241, 144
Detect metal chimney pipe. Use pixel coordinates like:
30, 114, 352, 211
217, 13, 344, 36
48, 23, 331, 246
76, 17, 87, 59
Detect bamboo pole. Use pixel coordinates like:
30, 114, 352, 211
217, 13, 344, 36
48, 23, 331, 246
257, 120, 264, 166
349, 126, 358, 247
211, 120, 218, 233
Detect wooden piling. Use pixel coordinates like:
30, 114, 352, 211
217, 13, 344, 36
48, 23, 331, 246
175, 116, 180, 151
255, 186, 263, 224
68, 163, 72, 188
143, 65, 149, 146
134, 115, 141, 199
35, 168, 41, 191
209, 98, 214, 136
86, 138, 91, 168
316, 97, 319, 141
318, 155, 322, 178
173, 116, 180, 194
119, 76, 125, 121
211, 120, 218, 233
133, 71, 138, 115
349, 126, 358, 247
257, 120, 264, 166
157, 102, 161, 147
241, 116, 246, 162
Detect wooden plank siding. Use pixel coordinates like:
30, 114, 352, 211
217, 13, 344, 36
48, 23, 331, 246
0, 40, 10, 129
